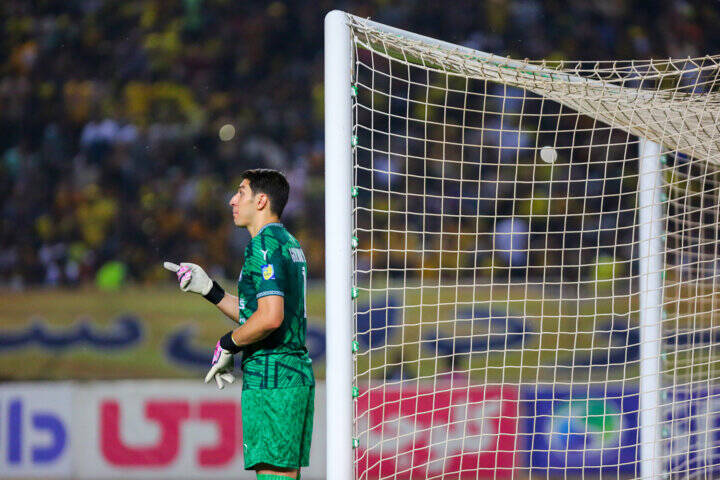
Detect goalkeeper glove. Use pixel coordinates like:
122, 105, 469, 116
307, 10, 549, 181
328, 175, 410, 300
204, 332, 242, 390
163, 261, 225, 304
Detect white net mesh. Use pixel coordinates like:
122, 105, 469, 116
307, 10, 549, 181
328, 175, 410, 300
347, 16, 720, 480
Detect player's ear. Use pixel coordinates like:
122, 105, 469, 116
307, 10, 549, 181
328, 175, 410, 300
256, 193, 269, 211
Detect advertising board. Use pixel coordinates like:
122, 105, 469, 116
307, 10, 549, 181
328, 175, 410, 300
355, 383, 519, 479
662, 385, 720, 476
0, 383, 73, 478
73, 381, 325, 479
521, 385, 639, 476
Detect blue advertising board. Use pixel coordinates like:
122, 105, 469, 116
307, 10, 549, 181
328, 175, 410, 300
521, 384, 639, 476
0, 384, 72, 477
663, 385, 720, 476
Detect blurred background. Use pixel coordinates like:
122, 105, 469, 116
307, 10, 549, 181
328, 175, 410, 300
1, 1, 719, 478
1, 0, 715, 292
2, 0, 716, 376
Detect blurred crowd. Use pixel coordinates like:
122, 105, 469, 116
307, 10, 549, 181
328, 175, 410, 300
1, 0, 716, 288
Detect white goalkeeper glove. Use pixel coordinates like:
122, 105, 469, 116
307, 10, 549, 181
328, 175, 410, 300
164, 261, 225, 304
204, 338, 238, 390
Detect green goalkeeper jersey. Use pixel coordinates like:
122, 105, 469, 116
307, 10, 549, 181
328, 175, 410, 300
237, 222, 314, 390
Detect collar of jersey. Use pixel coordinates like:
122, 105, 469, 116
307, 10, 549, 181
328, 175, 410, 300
256, 222, 283, 236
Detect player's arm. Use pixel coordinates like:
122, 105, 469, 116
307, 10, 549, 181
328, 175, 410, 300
164, 261, 241, 322
204, 296, 283, 389
214, 292, 241, 323
221, 248, 287, 347
228, 295, 284, 346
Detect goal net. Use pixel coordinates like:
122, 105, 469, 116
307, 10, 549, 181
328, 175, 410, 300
325, 11, 720, 480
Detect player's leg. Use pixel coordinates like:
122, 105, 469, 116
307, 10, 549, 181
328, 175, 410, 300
242, 385, 314, 475
255, 464, 297, 478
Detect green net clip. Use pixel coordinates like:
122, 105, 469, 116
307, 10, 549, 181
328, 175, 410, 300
661, 271, 666, 281
661, 427, 669, 438
351, 135, 358, 147
351, 236, 359, 249
660, 155, 667, 165
351, 340, 359, 353
351, 186, 359, 197
352, 386, 359, 398
662, 309, 668, 320
352, 438, 359, 449
660, 192, 668, 202
351, 85, 358, 97
351, 287, 359, 299
661, 235, 666, 242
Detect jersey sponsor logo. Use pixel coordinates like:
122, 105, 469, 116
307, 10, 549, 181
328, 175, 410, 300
261, 264, 275, 280
289, 248, 306, 263
260, 249, 269, 262
238, 297, 246, 310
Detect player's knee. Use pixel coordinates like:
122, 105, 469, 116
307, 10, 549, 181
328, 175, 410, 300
255, 464, 298, 479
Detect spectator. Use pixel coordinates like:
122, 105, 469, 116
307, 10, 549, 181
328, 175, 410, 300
0, 0, 713, 288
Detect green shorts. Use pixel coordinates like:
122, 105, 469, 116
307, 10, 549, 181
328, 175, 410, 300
241, 385, 315, 470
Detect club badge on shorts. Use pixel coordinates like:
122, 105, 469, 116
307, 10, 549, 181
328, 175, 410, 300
262, 264, 275, 280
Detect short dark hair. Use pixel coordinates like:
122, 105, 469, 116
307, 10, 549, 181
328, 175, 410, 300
239, 168, 290, 217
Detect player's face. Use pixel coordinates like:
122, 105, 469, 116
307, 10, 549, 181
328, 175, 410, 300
229, 179, 256, 227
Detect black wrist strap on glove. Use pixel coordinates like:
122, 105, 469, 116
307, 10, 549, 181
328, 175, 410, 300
219, 331, 242, 354
203, 280, 225, 305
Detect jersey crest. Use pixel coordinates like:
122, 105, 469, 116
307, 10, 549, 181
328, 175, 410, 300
261, 264, 275, 280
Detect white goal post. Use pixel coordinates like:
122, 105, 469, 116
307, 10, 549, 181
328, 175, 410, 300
325, 10, 720, 480
325, 10, 354, 480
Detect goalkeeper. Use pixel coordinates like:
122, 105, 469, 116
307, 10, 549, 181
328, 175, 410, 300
164, 169, 314, 480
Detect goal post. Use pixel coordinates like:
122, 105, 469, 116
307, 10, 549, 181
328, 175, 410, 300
637, 138, 665, 479
325, 10, 720, 479
324, 10, 354, 480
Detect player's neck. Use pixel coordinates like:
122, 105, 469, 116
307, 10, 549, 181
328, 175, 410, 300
247, 217, 281, 238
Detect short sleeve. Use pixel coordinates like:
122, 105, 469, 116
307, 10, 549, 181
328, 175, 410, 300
252, 248, 287, 298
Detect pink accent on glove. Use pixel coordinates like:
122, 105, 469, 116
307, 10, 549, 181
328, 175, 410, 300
176, 265, 190, 278
177, 265, 191, 285
211, 340, 222, 365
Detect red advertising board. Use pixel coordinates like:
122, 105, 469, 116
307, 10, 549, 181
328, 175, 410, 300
72, 381, 326, 479
100, 399, 237, 468
355, 382, 519, 479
